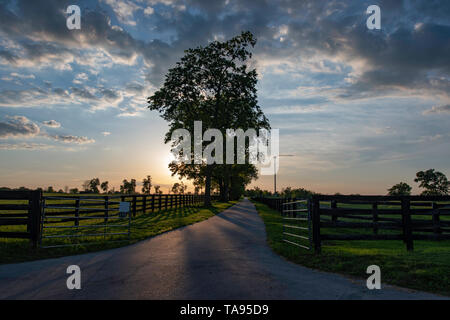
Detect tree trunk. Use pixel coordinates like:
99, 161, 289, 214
204, 166, 213, 207
223, 180, 229, 202
219, 178, 226, 202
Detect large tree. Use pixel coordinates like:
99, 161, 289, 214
414, 169, 449, 196
148, 31, 269, 206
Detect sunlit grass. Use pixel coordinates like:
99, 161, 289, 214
253, 200, 450, 296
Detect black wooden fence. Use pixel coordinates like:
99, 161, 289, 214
0, 190, 42, 248
1, 192, 218, 248
253, 195, 450, 253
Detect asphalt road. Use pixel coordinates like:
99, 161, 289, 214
0, 198, 445, 299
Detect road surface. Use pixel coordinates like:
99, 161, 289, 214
0, 199, 445, 299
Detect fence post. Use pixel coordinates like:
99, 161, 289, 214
331, 200, 338, 224
104, 196, 109, 223
132, 195, 137, 217
30, 189, 42, 249
75, 198, 80, 227
159, 195, 162, 211
372, 202, 378, 235
401, 197, 413, 251
152, 195, 155, 213
143, 195, 147, 214
293, 197, 297, 218
432, 202, 441, 239
312, 196, 321, 254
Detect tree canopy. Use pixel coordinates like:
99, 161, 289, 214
414, 169, 449, 196
387, 182, 412, 196
148, 31, 270, 205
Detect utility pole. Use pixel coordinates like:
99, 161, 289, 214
273, 154, 295, 195
274, 156, 277, 194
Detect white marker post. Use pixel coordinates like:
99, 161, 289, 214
119, 201, 131, 240
119, 201, 130, 218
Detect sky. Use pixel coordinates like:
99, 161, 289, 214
0, 0, 449, 194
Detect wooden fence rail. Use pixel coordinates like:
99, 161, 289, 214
253, 195, 450, 253
0, 190, 42, 248
1, 192, 218, 248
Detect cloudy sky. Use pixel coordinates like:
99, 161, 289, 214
0, 0, 449, 194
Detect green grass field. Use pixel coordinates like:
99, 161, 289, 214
0, 198, 237, 264
253, 200, 450, 296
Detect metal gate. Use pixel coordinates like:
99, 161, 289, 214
40, 196, 131, 248
282, 199, 312, 250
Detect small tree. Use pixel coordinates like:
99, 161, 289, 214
70, 188, 79, 194
101, 181, 109, 193
142, 175, 152, 194
47, 186, 54, 193
414, 169, 449, 196
154, 185, 161, 194
171, 182, 181, 194
387, 182, 412, 196
120, 179, 137, 194
88, 178, 100, 194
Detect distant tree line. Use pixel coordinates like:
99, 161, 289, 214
0, 175, 192, 195
387, 169, 449, 196
245, 186, 316, 198
245, 169, 449, 198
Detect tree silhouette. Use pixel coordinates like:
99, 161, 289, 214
414, 169, 449, 195
148, 31, 269, 205
387, 182, 412, 196
142, 175, 152, 194
101, 181, 109, 194
154, 185, 162, 194
88, 178, 100, 194
120, 179, 136, 194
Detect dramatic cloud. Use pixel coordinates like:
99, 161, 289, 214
0, 0, 449, 192
0, 116, 40, 139
101, 0, 142, 26
0, 115, 94, 147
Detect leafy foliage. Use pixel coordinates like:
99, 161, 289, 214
387, 182, 412, 196
414, 169, 449, 196
148, 31, 270, 205
120, 179, 137, 194
142, 175, 152, 194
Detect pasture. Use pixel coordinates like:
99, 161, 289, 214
253, 200, 450, 296
0, 192, 236, 264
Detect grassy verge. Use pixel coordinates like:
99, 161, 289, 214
0, 201, 237, 265
253, 200, 450, 296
